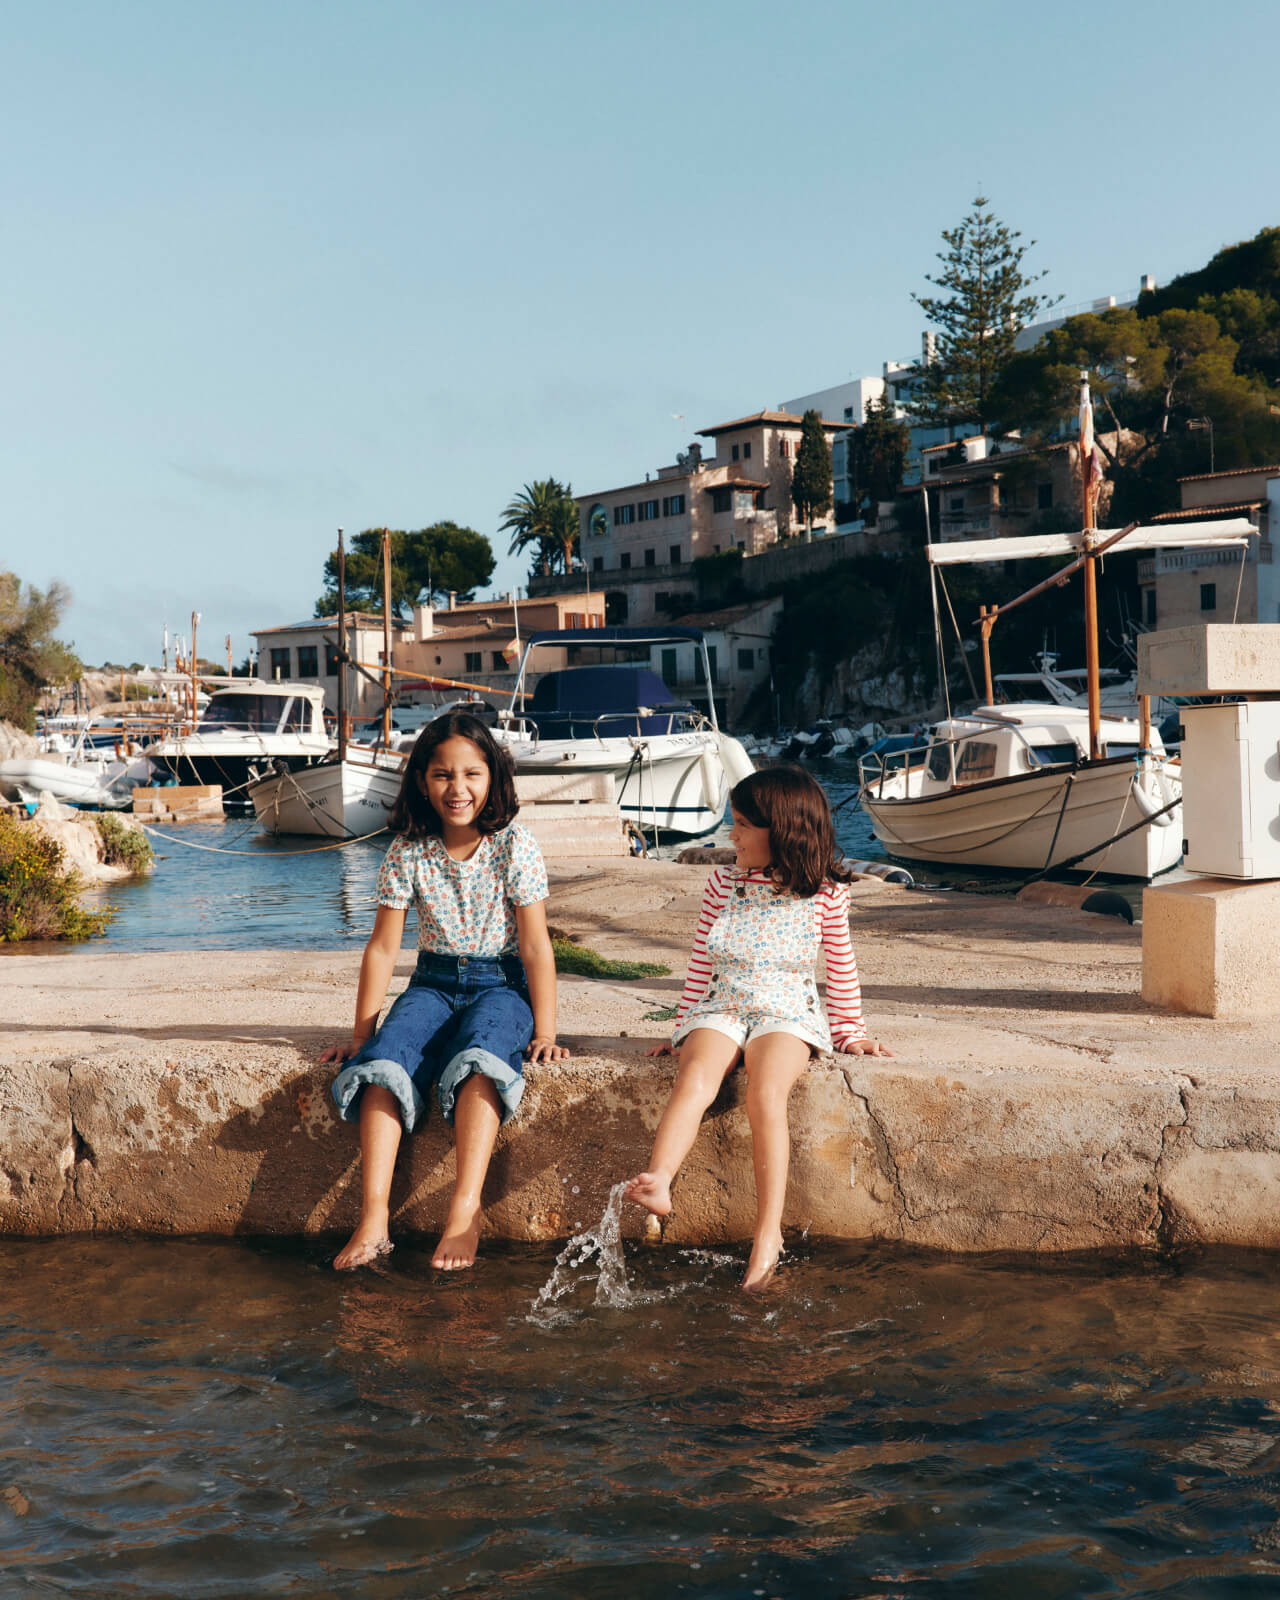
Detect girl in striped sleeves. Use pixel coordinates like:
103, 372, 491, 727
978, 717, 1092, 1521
625, 765, 892, 1290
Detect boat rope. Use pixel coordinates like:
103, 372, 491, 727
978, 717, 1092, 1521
1232, 545, 1246, 623
1039, 773, 1075, 872
936, 569, 981, 702
1021, 794, 1180, 883
870, 776, 1074, 856
132, 820, 388, 855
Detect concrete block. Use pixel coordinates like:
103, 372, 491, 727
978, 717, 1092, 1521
1137, 623, 1280, 697
1142, 876, 1280, 1016
515, 773, 615, 804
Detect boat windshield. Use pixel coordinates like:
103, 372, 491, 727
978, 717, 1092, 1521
197, 694, 298, 734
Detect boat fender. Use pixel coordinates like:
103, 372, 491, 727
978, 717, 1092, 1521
715, 733, 756, 790
843, 857, 914, 885
1130, 767, 1178, 826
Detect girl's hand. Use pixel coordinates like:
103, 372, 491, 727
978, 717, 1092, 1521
319, 1039, 367, 1067
838, 1038, 895, 1058
644, 1042, 675, 1057
525, 1036, 570, 1063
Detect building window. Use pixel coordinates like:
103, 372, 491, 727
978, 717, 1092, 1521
779, 440, 789, 458
1145, 589, 1157, 626
1200, 582, 1217, 612
269, 647, 290, 680
661, 493, 685, 516
465, 652, 482, 672
324, 642, 340, 675
644, 548, 656, 567
950, 496, 964, 512
638, 498, 659, 521
489, 651, 503, 671
655, 592, 669, 610
670, 544, 681, 564
587, 502, 607, 535
614, 504, 636, 526
844, 406, 854, 421
711, 487, 732, 514
731, 444, 740, 461
564, 612, 588, 628
737, 647, 754, 671
296, 645, 318, 677
743, 441, 752, 459
592, 555, 603, 573
621, 552, 631, 570
734, 491, 754, 514
1037, 483, 1053, 509
660, 648, 678, 685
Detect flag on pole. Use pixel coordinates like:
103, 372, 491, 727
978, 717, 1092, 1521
1078, 372, 1104, 521
501, 635, 521, 664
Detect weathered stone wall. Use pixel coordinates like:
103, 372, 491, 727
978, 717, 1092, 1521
4, 1043, 1277, 1253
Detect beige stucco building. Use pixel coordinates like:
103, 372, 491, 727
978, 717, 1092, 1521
575, 409, 849, 624
1138, 465, 1280, 633
922, 433, 1126, 543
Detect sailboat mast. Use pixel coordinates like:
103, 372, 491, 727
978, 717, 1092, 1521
381, 528, 392, 747
1080, 372, 1103, 760
336, 528, 347, 763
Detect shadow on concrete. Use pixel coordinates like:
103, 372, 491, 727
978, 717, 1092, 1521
868, 983, 1153, 1015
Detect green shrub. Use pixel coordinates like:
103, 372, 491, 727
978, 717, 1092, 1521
550, 936, 669, 981
0, 812, 112, 942
96, 813, 154, 874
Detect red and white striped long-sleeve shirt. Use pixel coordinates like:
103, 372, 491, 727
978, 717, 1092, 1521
672, 868, 868, 1050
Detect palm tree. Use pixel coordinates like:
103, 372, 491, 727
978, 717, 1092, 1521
500, 478, 578, 577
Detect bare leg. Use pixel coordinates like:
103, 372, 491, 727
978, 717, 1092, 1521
624, 1030, 741, 1216
334, 1086, 402, 1270
741, 1033, 810, 1292
432, 1073, 502, 1270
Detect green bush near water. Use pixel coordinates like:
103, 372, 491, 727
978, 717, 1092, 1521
0, 812, 112, 942
96, 813, 154, 874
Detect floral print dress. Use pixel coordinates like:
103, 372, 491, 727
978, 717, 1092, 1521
671, 867, 867, 1053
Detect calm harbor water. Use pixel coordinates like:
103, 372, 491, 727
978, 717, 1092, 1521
6, 1235, 1280, 1596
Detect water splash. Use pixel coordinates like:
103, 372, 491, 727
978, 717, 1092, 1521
528, 1183, 637, 1326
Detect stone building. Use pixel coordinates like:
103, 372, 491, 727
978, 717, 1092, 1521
573, 409, 849, 626
1138, 465, 1280, 632
921, 433, 1125, 543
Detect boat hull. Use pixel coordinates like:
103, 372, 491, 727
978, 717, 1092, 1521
0, 755, 149, 809
247, 752, 403, 838
495, 730, 728, 837
862, 756, 1182, 879
147, 740, 331, 802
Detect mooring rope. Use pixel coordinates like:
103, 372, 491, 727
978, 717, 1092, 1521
132, 820, 388, 855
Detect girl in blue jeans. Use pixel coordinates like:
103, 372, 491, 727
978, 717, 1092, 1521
321, 713, 567, 1272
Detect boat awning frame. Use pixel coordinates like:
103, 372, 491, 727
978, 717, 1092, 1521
925, 518, 1257, 566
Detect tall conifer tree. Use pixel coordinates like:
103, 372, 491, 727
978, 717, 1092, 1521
912, 197, 1058, 429
790, 409, 833, 539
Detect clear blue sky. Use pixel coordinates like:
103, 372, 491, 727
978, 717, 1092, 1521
4, 0, 1276, 667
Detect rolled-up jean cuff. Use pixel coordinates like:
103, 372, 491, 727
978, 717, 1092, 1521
437, 1046, 525, 1126
332, 1058, 425, 1132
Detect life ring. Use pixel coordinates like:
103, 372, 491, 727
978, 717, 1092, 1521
1130, 764, 1179, 827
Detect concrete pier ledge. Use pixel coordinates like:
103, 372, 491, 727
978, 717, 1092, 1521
4, 859, 1280, 1253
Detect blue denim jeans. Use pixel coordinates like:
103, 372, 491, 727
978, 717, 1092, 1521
331, 951, 533, 1132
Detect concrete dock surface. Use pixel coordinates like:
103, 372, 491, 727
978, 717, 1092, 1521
2, 859, 1277, 1253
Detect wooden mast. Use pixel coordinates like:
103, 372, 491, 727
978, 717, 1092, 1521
336, 528, 347, 763
1080, 372, 1103, 761
381, 528, 392, 746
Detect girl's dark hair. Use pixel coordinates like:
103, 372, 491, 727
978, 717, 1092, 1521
388, 712, 519, 840
730, 764, 852, 897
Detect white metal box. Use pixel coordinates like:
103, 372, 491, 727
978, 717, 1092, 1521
1181, 701, 1280, 879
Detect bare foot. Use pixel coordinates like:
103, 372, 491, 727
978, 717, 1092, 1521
432, 1202, 482, 1270
623, 1171, 673, 1217
742, 1231, 785, 1293
333, 1216, 393, 1271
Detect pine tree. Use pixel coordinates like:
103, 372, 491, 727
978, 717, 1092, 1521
913, 196, 1058, 430
790, 409, 833, 539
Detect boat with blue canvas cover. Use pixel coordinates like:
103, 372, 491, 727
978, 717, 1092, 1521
494, 626, 755, 838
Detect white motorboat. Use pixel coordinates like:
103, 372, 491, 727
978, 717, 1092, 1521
0, 751, 152, 810
993, 651, 1175, 722
861, 703, 1183, 879
495, 626, 754, 838
247, 744, 405, 838
146, 680, 331, 798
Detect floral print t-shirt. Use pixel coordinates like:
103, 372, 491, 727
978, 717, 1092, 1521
374, 823, 548, 955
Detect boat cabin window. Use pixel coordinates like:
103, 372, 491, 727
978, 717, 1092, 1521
197, 693, 297, 733
955, 741, 997, 782
277, 697, 309, 734
1025, 741, 1078, 767
927, 742, 954, 783
1103, 742, 1139, 759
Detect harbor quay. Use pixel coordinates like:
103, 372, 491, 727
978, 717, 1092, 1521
3, 856, 1278, 1255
